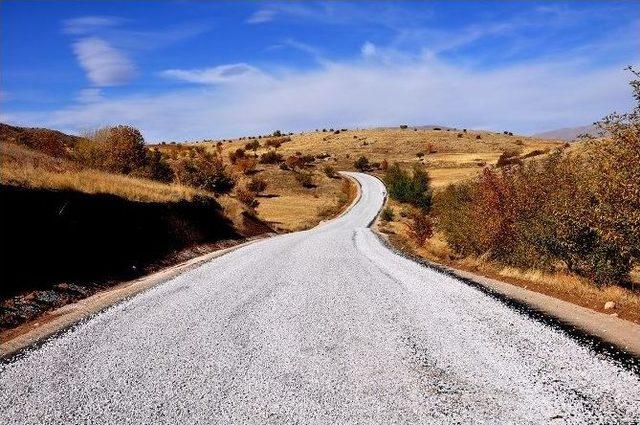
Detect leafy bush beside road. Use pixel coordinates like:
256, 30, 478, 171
384, 163, 433, 212
433, 69, 640, 286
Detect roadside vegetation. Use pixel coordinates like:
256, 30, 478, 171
434, 69, 639, 287
377, 69, 640, 321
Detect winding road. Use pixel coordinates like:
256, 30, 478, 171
1, 172, 639, 423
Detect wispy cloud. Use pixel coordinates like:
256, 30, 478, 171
8, 53, 634, 141
72, 38, 136, 86
62, 15, 123, 35
246, 9, 276, 24
246, 3, 433, 29
162, 64, 267, 85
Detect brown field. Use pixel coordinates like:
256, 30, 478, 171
379, 199, 640, 324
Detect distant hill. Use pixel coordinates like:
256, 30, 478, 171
532, 124, 601, 141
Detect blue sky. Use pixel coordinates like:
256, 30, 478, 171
1, 1, 638, 141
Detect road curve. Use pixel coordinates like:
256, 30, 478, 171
1, 172, 639, 424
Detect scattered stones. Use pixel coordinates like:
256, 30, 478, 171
604, 301, 616, 310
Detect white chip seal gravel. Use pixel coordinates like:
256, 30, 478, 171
1, 172, 639, 424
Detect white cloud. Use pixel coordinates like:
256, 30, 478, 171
8, 54, 633, 142
361, 42, 377, 57
63, 16, 122, 35
246, 9, 276, 24
72, 37, 136, 86
161, 63, 267, 85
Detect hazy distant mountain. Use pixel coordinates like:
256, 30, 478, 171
532, 124, 601, 141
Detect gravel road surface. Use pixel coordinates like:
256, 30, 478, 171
1, 172, 639, 424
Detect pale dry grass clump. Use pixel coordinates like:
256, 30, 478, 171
1, 143, 202, 203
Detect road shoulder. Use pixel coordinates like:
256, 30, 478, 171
368, 180, 640, 360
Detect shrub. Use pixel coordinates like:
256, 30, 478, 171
296, 172, 315, 188
236, 186, 259, 208
79, 125, 148, 175
264, 137, 290, 148
400, 124, 408, 129
259, 150, 283, 164
247, 176, 267, 193
354, 155, 370, 171
76, 125, 173, 183
341, 177, 353, 200
170, 149, 235, 194
300, 154, 315, 166
245, 140, 261, 153
381, 207, 394, 222
142, 149, 174, 183
285, 155, 302, 171
496, 149, 522, 168
236, 157, 257, 175
228, 148, 246, 164
406, 212, 433, 246
384, 163, 432, 211
323, 165, 338, 178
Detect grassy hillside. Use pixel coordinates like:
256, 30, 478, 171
205, 127, 562, 185
1, 143, 203, 202
187, 127, 562, 230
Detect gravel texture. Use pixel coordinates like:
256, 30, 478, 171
1, 172, 639, 424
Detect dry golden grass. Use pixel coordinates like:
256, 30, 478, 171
0, 143, 203, 203
182, 127, 564, 229
235, 163, 350, 232
200, 127, 563, 188
378, 199, 640, 323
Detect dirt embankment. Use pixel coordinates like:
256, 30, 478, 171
0, 185, 271, 330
